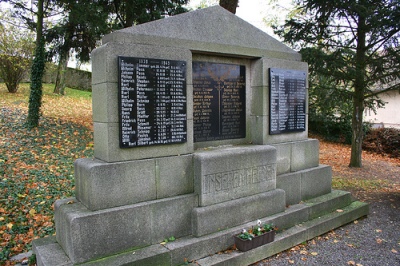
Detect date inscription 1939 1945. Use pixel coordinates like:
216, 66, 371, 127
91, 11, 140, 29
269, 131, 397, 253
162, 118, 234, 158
193, 62, 246, 142
118, 56, 187, 148
269, 68, 306, 135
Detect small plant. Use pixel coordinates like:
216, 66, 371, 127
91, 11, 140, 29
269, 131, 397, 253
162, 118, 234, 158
235, 220, 277, 251
161, 236, 176, 245
238, 229, 255, 240
237, 220, 276, 240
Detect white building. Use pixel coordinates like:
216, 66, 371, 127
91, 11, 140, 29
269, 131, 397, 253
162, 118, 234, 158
365, 90, 400, 129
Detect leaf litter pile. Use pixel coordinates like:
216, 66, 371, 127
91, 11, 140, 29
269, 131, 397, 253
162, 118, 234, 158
1, 84, 399, 265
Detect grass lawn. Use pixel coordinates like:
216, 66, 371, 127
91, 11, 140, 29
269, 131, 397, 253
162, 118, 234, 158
0, 83, 93, 264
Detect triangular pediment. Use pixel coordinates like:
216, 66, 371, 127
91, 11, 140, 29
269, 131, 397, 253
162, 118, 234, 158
107, 5, 296, 56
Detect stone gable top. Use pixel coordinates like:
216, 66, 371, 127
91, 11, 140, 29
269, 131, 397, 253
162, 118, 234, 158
102, 5, 299, 59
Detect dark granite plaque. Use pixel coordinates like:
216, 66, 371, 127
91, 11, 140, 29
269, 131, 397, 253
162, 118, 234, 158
269, 68, 306, 135
118, 56, 187, 148
193, 62, 246, 142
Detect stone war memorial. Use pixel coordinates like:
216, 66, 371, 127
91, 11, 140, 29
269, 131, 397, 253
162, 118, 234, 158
33, 6, 369, 266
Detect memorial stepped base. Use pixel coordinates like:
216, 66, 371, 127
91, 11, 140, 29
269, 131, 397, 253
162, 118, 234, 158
33, 190, 368, 266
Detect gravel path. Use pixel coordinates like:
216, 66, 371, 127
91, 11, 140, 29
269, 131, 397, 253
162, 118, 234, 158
253, 193, 400, 266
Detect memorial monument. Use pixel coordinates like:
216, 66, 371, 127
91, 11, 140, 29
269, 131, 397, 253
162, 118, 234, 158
33, 6, 368, 265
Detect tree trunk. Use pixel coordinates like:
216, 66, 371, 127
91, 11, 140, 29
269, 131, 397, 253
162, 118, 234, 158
26, 0, 45, 128
125, 0, 134, 27
54, 51, 69, 95
219, 0, 238, 14
349, 12, 367, 167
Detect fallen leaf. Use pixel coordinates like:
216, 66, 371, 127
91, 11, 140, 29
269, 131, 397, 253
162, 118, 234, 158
300, 250, 308, 255
375, 229, 382, 233
353, 220, 358, 224
391, 249, 398, 254
347, 261, 355, 265
0, 216, 4, 221
334, 239, 339, 243
376, 238, 383, 244
29, 208, 36, 216
301, 257, 307, 261
7, 222, 13, 230
288, 260, 295, 264
311, 252, 318, 256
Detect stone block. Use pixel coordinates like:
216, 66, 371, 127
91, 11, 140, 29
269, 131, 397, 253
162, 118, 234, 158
249, 115, 268, 145
156, 155, 194, 198
269, 203, 309, 231
167, 232, 235, 266
33, 236, 72, 266
273, 143, 291, 174
276, 172, 302, 206
192, 189, 285, 237
102, 6, 299, 60
304, 201, 369, 240
250, 86, 268, 116
194, 145, 276, 206
305, 190, 353, 219
248, 57, 309, 145
92, 42, 192, 85
91, 82, 118, 124
300, 165, 332, 201
93, 121, 194, 162
81, 245, 171, 266
75, 158, 156, 211
55, 195, 197, 264
291, 139, 319, 172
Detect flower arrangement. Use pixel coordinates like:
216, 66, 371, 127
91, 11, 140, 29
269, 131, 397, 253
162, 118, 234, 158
235, 220, 277, 251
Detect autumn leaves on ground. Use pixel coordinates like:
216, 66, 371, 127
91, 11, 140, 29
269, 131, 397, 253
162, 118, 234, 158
1, 84, 399, 264
0, 84, 93, 264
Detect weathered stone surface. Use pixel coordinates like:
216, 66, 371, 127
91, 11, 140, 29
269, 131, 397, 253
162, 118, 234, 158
250, 58, 308, 145
75, 155, 194, 211
192, 189, 285, 237
75, 158, 156, 210
54, 195, 197, 264
35, 191, 368, 266
271, 139, 320, 174
91, 42, 194, 163
291, 139, 320, 172
300, 165, 332, 200
33, 236, 72, 266
276, 171, 302, 205
102, 6, 299, 60
194, 145, 276, 206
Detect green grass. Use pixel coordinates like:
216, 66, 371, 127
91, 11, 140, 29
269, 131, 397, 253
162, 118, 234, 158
332, 177, 389, 191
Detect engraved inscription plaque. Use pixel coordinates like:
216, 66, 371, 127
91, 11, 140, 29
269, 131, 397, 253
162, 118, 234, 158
118, 56, 187, 148
193, 62, 246, 142
269, 68, 306, 135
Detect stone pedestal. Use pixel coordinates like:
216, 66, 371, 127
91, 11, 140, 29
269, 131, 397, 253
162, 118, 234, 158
33, 6, 367, 266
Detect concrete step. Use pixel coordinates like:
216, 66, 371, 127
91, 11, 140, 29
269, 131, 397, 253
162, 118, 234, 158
195, 201, 369, 265
33, 190, 368, 266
